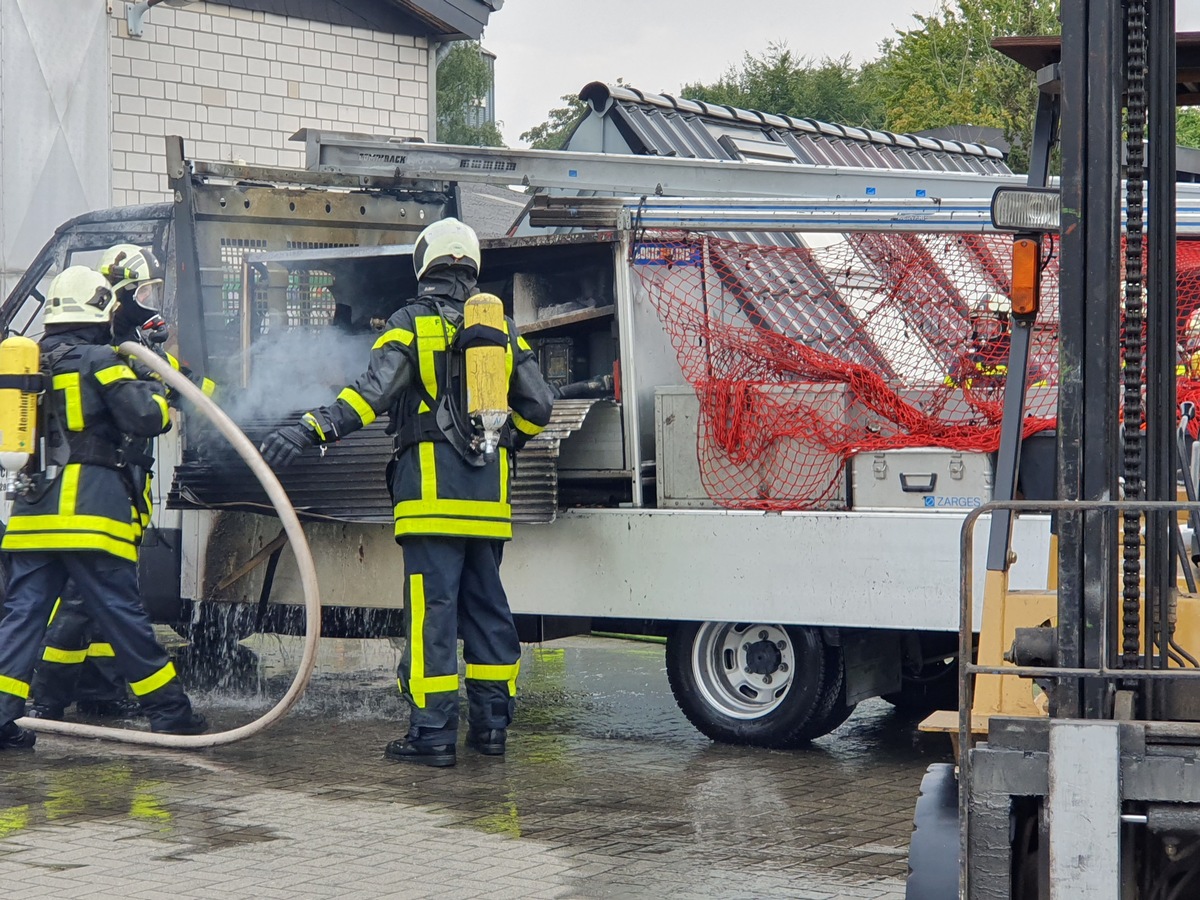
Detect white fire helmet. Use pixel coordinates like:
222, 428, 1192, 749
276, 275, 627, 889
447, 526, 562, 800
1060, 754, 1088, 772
43, 267, 118, 327
413, 218, 481, 280
99, 243, 164, 309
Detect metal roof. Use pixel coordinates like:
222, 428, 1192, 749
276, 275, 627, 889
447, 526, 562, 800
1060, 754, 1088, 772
208, 0, 501, 40
573, 83, 1012, 177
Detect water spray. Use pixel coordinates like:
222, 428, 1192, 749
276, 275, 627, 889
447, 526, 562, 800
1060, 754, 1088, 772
15, 342, 322, 749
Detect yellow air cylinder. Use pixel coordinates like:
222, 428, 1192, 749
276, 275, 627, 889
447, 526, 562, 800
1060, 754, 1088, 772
464, 293, 509, 457
0, 335, 41, 481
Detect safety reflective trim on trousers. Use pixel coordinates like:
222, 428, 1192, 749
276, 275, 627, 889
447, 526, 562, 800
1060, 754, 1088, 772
465, 662, 520, 696
42, 645, 88, 664
408, 573, 428, 707
6, 513, 139, 542
2, 530, 139, 562
88, 642, 115, 658
53, 373, 84, 431
394, 517, 512, 540
398, 674, 460, 697
0, 674, 30, 700
60, 464, 81, 517
95, 364, 137, 385
511, 411, 544, 436
337, 387, 377, 426
200, 377, 216, 397
152, 393, 169, 429
129, 661, 177, 696
372, 327, 414, 350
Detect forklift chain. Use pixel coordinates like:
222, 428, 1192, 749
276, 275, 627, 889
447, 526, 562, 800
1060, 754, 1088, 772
1122, 0, 1148, 668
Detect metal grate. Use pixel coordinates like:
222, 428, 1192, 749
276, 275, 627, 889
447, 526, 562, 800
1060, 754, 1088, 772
219, 238, 267, 323
285, 242, 356, 328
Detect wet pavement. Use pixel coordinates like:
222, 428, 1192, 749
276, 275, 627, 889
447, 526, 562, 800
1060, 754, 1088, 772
0, 635, 952, 898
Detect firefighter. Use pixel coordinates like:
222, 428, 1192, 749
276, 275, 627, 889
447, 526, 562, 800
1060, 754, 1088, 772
0, 266, 207, 750
260, 218, 554, 767
27, 245, 214, 722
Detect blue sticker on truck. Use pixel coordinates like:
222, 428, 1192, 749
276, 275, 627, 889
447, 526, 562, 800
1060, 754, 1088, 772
924, 495, 984, 508
632, 243, 702, 266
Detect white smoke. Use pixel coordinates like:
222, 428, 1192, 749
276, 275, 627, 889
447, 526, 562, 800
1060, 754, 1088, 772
221, 326, 378, 422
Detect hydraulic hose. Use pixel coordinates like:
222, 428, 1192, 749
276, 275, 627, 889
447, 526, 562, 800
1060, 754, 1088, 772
15, 342, 322, 748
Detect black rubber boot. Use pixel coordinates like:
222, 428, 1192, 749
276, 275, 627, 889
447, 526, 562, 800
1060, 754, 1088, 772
151, 711, 209, 735
25, 704, 64, 721
384, 732, 456, 768
77, 698, 144, 719
0, 720, 36, 750
465, 728, 506, 756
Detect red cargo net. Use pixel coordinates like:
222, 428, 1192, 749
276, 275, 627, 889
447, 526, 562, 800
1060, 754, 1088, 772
635, 233, 1200, 510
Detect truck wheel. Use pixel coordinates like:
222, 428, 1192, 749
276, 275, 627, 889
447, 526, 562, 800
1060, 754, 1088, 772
665, 621, 844, 748
905, 763, 960, 900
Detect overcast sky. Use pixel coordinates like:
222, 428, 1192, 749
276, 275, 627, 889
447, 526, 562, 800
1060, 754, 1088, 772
483, 1, 1200, 146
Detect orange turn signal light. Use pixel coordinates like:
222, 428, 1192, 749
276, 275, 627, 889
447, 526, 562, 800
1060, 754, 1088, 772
1011, 236, 1041, 317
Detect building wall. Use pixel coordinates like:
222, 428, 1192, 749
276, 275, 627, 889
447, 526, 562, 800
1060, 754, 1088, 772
109, 0, 430, 206
0, 0, 111, 299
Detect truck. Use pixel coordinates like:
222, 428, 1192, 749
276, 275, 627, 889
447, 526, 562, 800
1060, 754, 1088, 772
9, 128, 1198, 749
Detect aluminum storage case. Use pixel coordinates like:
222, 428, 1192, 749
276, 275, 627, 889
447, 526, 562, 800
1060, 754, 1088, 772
850, 448, 994, 512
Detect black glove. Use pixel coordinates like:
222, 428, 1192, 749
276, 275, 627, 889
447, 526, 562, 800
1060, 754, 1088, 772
260, 423, 319, 468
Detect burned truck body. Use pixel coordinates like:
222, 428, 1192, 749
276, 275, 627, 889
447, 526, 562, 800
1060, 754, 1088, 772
1, 135, 1060, 747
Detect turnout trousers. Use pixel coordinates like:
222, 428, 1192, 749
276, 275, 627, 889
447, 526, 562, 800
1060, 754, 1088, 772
31, 586, 126, 712
398, 536, 520, 745
0, 551, 192, 730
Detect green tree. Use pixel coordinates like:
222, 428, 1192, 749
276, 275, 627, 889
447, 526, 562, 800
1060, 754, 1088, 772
681, 45, 885, 128
437, 41, 504, 146
869, 0, 1061, 172
1181, 109, 1200, 150
520, 93, 587, 149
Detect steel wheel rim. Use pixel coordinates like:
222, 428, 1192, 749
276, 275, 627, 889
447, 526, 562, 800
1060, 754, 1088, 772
690, 622, 795, 720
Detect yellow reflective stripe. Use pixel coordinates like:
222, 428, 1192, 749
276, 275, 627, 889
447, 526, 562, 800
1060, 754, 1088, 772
511, 411, 544, 436
419, 442, 437, 500
88, 642, 115, 658
372, 327, 414, 350
59, 464, 80, 517
152, 393, 169, 428
6, 513, 139, 541
2, 531, 138, 562
465, 662, 519, 697
504, 321, 514, 381
165, 352, 183, 372
129, 661, 177, 696
301, 412, 326, 442
393, 498, 511, 520
95, 364, 137, 385
42, 646, 87, 664
200, 377, 216, 397
499, 447, 508, 506
517, 335, 531, 352
394, 516, 512, 540
408, 573, 427, 707
415, 315, 450, 413
53, 373, 84, 431
410, 674, 459, 694
0, 674, 30, 700
47, 597, 62, 626
337, 387, 377, 426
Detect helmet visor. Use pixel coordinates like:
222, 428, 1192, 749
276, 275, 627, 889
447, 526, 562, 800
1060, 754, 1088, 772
134, 280, 163, 310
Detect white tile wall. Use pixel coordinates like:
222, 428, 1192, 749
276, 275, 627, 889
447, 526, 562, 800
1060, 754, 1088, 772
109, 1, 429, 205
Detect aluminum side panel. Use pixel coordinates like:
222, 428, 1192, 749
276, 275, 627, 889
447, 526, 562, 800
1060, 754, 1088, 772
502, 509, 1050, 630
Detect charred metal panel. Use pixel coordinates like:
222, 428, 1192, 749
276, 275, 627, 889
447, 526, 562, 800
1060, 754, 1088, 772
169, 399, 601, 525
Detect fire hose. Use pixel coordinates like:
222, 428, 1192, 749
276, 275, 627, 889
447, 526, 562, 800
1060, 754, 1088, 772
14, 341, 321, 748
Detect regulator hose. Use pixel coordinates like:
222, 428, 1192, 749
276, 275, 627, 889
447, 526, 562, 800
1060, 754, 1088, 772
15, 342, 322, 748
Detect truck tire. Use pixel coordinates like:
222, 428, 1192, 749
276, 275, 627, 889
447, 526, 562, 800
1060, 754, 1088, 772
905, 763, 959, 900
665, 621, 845, 748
